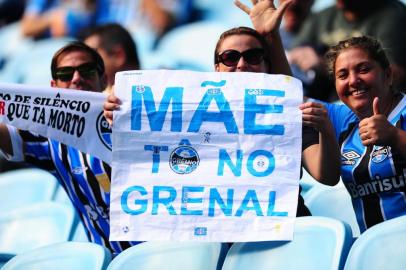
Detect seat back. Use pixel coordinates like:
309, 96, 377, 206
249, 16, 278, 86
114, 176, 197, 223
344, 215, 406, 270
152, 22, 231, 71
0, 37, 69, 85
0, 168, 59, 213
107, 242, 226, 270
192, 0, 251, 26
1, 242, 111, 270
222, 216, 353, 270
0, 201, 75, 256
305, 183, 360, 237
52, 183, 89, 242
22, 38, 71, 86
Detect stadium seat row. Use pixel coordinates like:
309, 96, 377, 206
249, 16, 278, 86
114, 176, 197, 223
0, 168, 405, 269
2, 215, 406, 270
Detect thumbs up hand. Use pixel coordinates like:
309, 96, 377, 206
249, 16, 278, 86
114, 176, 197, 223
359, 97, 395, 146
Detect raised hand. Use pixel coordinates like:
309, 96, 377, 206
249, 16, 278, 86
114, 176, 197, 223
234, 0, 292, 36
103, 93, 121, 126
359, 97, 396, 146
300, 101, 333, 135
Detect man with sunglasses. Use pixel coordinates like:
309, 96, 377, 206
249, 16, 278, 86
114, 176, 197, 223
0, 41, 141, 255
50, 42, 107, 91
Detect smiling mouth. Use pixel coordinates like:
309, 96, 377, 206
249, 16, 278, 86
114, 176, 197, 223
348, 88, 368, 96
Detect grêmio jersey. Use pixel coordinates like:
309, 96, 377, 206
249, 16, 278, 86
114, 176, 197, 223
325, 94, 406, 232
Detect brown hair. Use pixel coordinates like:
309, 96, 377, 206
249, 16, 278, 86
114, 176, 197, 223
80, 23, 140, 69
51, 41, 105, 80
214, 27, 271, 72
325, 36, 390, 78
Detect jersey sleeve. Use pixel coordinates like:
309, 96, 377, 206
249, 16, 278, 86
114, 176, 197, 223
0, 125, 24, 162
302, 125, 319, 151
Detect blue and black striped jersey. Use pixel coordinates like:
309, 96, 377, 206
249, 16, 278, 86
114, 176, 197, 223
326, 94, 406, 232
19, 130, 141, 255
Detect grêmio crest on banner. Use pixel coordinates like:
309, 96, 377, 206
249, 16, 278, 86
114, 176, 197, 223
110, 70, 303, 242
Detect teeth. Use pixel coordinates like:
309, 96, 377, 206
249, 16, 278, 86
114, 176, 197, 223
352, 89, 367, 95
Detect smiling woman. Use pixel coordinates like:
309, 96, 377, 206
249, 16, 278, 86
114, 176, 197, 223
325, 36, 394, 119
314, 36, 406, 232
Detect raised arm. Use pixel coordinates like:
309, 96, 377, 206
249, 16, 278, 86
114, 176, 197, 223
234, 0, 292, 75
300, 101, 340, 186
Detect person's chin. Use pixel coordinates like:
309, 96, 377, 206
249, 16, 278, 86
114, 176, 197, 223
72, 84, 90, 91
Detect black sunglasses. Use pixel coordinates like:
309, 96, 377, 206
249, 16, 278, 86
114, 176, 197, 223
54, 63, 98, 82
217, 48, 265, 67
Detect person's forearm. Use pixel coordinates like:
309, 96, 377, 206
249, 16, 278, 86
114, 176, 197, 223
316, 129, 341, 185
0, 124, 13, 156
21, 14, 50, 37
303, 126, 340, 186
266, 31, 292, 76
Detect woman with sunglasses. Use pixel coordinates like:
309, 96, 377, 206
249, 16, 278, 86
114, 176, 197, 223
104, 0, 341, 216
302, 36, 406, 231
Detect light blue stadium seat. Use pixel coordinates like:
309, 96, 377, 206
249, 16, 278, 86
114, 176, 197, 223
222, 216, 353, 270
151, 21, 231, 71
0, 37, 71, 86
23, 38, 72, 86
107, 241, 227, 270
52, 183, 89, 242
192, 0, 251, 27
304, 181, 360, 237
1, 241, 111, 270
0, 168, 59, 213
0, 22, 34, 71
300, 168, 324, 196
344, 215, 406, 270
0, 201, 75, 264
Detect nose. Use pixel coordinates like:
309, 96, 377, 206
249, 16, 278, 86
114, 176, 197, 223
236, 56, 249, 71
70, 70, 83, 84
348, 71, 360, 87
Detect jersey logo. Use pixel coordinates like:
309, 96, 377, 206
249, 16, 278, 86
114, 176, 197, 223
371, 146, 390, 163
342, 150, 361, 165
71, 166, 88, 174
96, 112, 112, 151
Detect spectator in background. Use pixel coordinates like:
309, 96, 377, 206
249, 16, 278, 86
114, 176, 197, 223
279, 0, 314, 51
0, 41, 141, 255
277, 0, 334, 102
289, 0, 406, 101
96, 0, 193, 48
81, 23, 140, 94
21, 0, 97, 39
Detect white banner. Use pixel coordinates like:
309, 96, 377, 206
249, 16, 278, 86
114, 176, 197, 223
0, 83, 112, 163
110, 70, 303, 242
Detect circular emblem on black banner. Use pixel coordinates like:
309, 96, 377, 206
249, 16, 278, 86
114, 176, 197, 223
169, 146, 200, 174
96, 112, 112, 151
